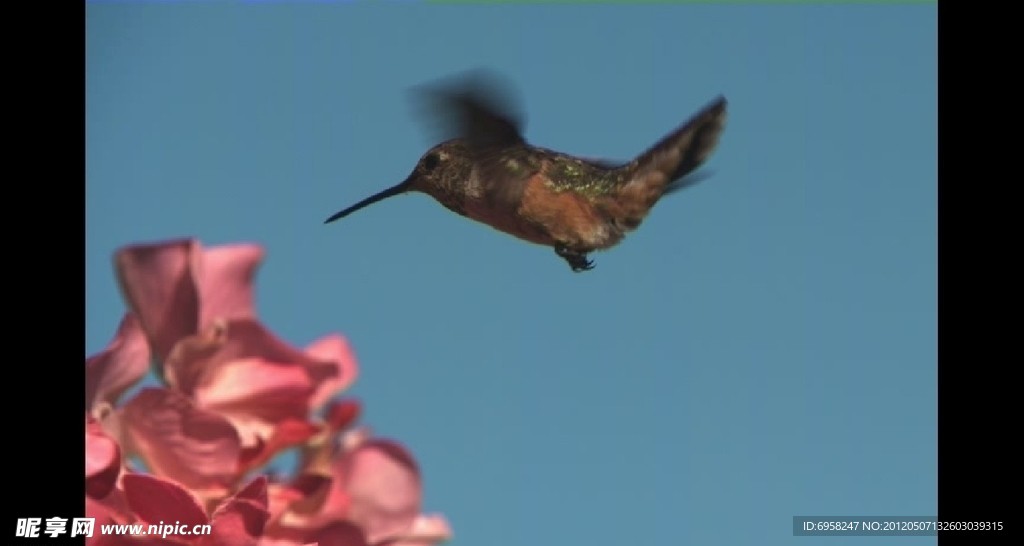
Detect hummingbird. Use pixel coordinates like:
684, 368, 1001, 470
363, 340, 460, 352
324, 70, 727, 273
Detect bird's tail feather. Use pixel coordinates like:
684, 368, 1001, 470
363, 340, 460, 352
603, 96, 726, 231
598, 96, 729, 232
624, 95, 727, 196
663, 169, 715, 196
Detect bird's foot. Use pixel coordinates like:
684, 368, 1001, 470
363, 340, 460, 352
555, 245, 595, 273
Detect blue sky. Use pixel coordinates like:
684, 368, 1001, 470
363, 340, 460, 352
86, 2, 937, 545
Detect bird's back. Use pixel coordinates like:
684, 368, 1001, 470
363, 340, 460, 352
509, 96, 728, 251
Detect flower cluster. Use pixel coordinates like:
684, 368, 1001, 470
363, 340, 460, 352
85, 238, 451, 546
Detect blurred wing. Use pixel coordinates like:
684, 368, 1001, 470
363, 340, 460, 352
409, 68, 526, 151
410, 69, 538, 204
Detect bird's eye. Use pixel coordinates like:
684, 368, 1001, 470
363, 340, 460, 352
423, 153, 440, 172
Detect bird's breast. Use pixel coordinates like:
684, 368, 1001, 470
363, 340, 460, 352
461, 173, 623, 251
462, 194, 554, 246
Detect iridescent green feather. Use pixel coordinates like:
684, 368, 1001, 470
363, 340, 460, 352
541, 152, 626, 199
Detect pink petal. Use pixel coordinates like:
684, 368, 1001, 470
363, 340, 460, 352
304, 335, 359, 409
200, 500, 269, 546
267, 483, 305, 524
339, 441, 422, 544
263, 472, 347, 532
257, 539, 308, 546
262, 523, 365, 546
240, 420, 322, 473
340, 428, 371, 454
325, 400, 361, 432
164, 322, 229, 396
194, 356, 318, 426
85, 486, 180, 546
261, 478, 335, 536
86, 418, 122, 499
86, 484, 133, 528
285, 474, 334, 516
122, 473, 209, 530
196, 243, 263, 331
264, 476, 331, 526
311, 523, 367, 546
198, 319, 321, 372
121, 388, 241, 494
235, 476, 270, 506
199, 477, 271, 546
164, 319, 343, 443
115, 239, 202, 363
86, 313, 152, 412
376, 515, 452, 546
170, 319, 334, 400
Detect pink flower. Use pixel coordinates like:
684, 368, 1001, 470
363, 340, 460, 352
262, 428, 451, 546
86, 237, 450, 546
89, 470, 271, 546
86, 418, 122, 500
114, 239, 357, 446
86, 313, 150, 416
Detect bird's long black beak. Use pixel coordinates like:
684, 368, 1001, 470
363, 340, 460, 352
323, 177, 414, 224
